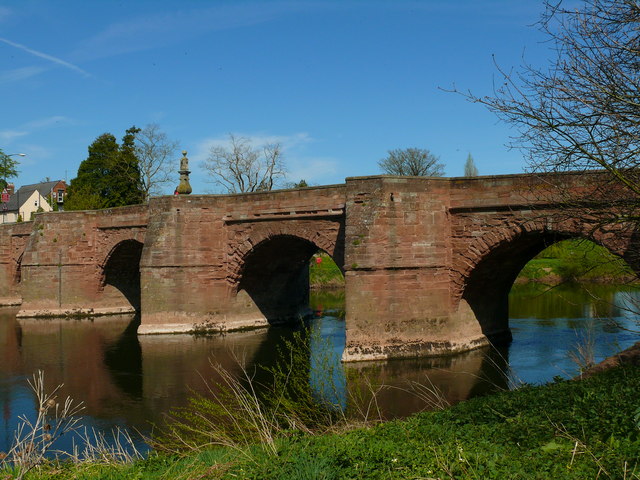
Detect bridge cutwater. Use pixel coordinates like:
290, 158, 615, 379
1, 173, 636, 362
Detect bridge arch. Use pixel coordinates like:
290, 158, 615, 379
100, 239, 144, 311
228, 221, 345, 324
453, 219, 640, 344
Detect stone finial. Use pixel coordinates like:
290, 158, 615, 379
176, 150, 192, 195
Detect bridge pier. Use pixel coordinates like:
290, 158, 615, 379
342, 177, 491, 361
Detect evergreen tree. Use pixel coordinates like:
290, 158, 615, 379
66, 127, 144, 210
464, 154, 479, 177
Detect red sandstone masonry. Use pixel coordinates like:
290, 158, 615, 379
18, 205, 148, 317
0, 221, 34, 305
7, 174, 637, 361
139, 186, 346, 334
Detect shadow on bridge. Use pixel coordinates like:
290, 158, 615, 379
237, 234, 344, 325
103, 239, 144, 312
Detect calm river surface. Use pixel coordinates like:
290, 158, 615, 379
1, 283, 638, 453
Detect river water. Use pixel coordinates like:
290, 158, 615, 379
0, 283, 638, 453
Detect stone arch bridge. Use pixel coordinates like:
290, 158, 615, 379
0, 173, 636, 362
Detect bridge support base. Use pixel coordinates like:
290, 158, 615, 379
342, 335, 492, 362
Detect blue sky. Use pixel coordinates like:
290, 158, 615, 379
0, 1, 552, 195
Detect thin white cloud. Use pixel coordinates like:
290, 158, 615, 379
193, 132, 313, 164
0, 7, 11, 23
192, 131, 343, 185
24, 116, 73, 129
286, 157, 340, 185
20, 144, 53, 162
0, 37, 91, 78
0, 116, 74, 144
72, 3, 331, 62
0, 130, 28, 143
0, 66, 46, 84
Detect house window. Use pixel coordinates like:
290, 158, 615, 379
57, 190, 64, 203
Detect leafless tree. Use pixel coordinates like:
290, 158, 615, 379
452, 0, 640, 214
378, 148, 445, 177
452, 0, 640, 332
134, 124, 180, 200
203, 134, 286, 193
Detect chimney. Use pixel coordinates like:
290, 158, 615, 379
6, 183, 15, 195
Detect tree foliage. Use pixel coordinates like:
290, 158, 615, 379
456, 0, 640, 204
134, 123, 179, 201
202, 134, 286, 193
464, 153, 479, 177
0, 148, 20, 189
378, 148, 445, 177
65, 127, 144, 210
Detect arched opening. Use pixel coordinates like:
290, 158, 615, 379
102, 240, 144, 311
462, 233, 639, 345
237, 235, 344, 325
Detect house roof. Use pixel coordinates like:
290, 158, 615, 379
3, 180, 64, 212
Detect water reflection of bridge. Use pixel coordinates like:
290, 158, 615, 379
0, 308, 509, 442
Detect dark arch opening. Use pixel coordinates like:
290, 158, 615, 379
462, 232, 640, 346
103, 240, 144, 311
463, 232, 571, 344
238, 235, 343, 325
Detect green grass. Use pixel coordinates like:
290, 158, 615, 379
17, 366, 640, 479
309, 253, 344, 288
518, 239, 636, 284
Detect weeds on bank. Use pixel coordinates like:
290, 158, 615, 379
0, 371, 84, 479
153, 328, 355, 457
568, 320, 597, 376
0, 371, 141, 479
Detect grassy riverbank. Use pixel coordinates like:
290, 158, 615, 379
310, 252, 344, 288
515, 239, 635, 284
13, 364, 640, 479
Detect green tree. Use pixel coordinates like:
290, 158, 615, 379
0, 148, 20, 190
464, 154, 478, 177
65, 127, 144, 210
378, 148, 445, 177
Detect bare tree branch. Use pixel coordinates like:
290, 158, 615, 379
202, 134, 286, 193
134, 124, 180, 201
378, 148, 445, 177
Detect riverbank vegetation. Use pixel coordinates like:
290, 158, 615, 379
310, 252, 344, 288
517, 239, 637, 285
8, 364, 640, 479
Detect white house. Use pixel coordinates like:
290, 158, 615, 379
1, 180, 67, 224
